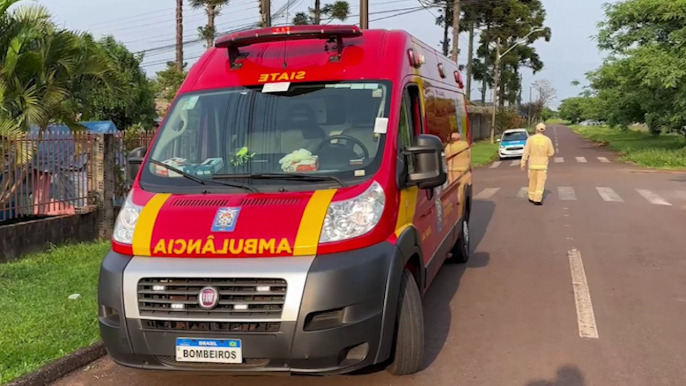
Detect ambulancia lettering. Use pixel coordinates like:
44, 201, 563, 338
152, 237, 293, 255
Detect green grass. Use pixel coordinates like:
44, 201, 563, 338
472, 140, 500, 167
0, 242, 109, 384
571, 125, 686, 170
545, 118, 568, 125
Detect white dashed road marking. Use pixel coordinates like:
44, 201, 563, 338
554, 157, 564, 163
474, 188, 500, 200
517, 187, 528, 198
568, 249, 599, 339
636, 189, 671, 206
558, 187, 577, 201
510, 160, 520, 166
597, 157, 610, 163
490, 161, 502, 169
576, 157, 587, 163
596, 187, 624, 202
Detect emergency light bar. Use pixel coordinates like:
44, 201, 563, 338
215, 25, 363, 68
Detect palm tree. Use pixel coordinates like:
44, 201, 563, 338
292, 1, 350, 25
1, 0, 118, 208
190, 0, 230, 49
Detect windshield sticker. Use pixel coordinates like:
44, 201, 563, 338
374, 117, 389, 134
258, 71, 305, 83
262, 82, 291, 93
182, 96, 199, 110
351, 83, 365, 89
354, 170, 365, 177
372, 89, 383, 98
364, 83, 379, 89
211, 207, 241, 232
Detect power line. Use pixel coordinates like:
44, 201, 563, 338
141, 5, 437, 70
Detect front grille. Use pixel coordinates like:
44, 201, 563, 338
142, 319, 281, 332
238, 197, 300, 206
156, 356, 269, 369
506, 146, 524, 151
138, 278, 287, 319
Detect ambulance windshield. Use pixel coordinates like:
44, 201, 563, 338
141, 81, 391, 191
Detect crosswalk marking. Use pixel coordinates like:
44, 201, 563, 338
474, 188, 500, 200
554, 157, 564, 163
558, 187, 577, 201
490, 161, 502, 169
597, 157, 610, 163
636, 189, 671, 206
596, 187, 623, 202
510, 160, 519, 166
517, 187, 528, 198
576, 157, 587, 163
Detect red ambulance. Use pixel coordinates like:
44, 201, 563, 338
99, 25, 473, 376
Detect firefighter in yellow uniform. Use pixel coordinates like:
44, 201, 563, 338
521, 123, 555, 205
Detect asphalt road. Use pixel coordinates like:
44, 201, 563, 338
53, 125, 686, 386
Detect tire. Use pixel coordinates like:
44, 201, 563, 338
447, 218, 470, 264
386, 269, 425, 376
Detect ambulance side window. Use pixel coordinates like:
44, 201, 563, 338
398, 94, 414, 172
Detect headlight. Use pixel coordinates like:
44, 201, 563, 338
319, 181, 385, 243
113, 193, 142, 244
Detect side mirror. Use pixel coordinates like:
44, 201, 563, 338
404, 134, 447, 190
127, 147, 147, 185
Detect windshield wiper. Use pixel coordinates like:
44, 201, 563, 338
212, 172, 346, 188
148, 159, 257, 193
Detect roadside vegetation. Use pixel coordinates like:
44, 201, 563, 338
471, 140, 500, 167
571, 125, 686, 170
0, 242, 108, 384
559, 0, 686, 166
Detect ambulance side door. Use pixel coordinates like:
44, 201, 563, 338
401, 84, 439, 265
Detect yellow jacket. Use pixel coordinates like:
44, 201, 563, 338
521, 133, 555, 170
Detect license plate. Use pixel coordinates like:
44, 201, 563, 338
175, 338, 242, 364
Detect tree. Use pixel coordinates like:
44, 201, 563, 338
78, 35, 157, 129
532, 79, 556, 108
473, 0, 551, 107
190, 0, 230, 49
292, 1, 349, 25
152, 62, 188, 115
588, 0, 686, 137
0, 0, 120, 209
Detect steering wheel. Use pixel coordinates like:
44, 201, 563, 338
321, 134, 370, 160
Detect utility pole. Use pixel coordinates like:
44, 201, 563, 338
260, 0, 271, 27
175, 0, 183, 70
360, 0, 368, 29
490, 37, 501, 144
528, 86, 533, 129
314, 0, 321, 24
450, 0, 460, 62
466, 18, 474, 100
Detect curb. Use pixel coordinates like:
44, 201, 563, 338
6, 342, 105, 386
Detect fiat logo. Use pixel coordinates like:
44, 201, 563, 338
198, 287, 219, 309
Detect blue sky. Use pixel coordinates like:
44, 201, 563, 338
36, 0, 607, 109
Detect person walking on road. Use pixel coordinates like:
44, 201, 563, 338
521, 123, 555, 205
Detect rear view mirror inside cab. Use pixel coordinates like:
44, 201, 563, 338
404, 134, 447, 189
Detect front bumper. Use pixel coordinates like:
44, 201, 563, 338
98, 242, 403, 375
498, 147, 524, 158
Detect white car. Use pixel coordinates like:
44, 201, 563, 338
497, 128, 529, 160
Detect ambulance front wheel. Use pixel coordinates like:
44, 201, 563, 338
386, 269, 425, 376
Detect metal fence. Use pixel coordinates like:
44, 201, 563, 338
0, 130, 157, 223
0, 131, 97, 221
